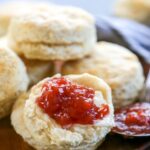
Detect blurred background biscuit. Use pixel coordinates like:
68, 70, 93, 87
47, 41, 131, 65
115, 0, 150, 25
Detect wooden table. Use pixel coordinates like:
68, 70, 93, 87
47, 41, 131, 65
0, 60, 149, 150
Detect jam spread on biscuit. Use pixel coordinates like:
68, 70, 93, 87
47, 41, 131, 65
36, 77, 109, 127
112, 102, 150, 136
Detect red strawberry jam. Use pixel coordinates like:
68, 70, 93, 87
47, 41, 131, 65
112, 102, 150, 136
36, 77, 109, 127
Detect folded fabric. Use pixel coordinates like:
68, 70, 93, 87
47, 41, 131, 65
96, 16, 150, 63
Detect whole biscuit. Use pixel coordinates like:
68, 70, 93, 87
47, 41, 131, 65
8, 6, 96, 60
11, 74, 114, 150
62, 42, 145, 108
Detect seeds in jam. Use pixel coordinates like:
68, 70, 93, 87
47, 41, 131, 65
36, 77, 109, 127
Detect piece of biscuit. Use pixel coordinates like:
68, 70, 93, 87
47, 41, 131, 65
115, 0, 150, 25
7, 6, 96, 60
62, 42, 145, 108
11, 74, 114, 150
0, 41, 29, 119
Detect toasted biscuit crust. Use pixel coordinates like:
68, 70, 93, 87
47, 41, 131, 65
11, 74, 114, 150
62, 42, 145, 108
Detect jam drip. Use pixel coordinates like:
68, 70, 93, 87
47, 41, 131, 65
36, 77, 109, 127
113, 102, 150, 135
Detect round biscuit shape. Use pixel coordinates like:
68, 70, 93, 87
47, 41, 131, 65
7, 6, 96, 60
11, 73, 114, 150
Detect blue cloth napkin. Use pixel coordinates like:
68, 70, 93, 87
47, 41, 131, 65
96, 16, 150, 63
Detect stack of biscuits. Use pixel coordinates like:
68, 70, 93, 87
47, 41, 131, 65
0, 1, 145, 150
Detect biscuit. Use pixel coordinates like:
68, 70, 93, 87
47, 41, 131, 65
21, 57, 53, 85
62, 42, 145, 108
11, 74, 114, 150
0, 1, 52, 36
0, 42, 29, 119
115, 0, 150, 25
7, 6, 96, 60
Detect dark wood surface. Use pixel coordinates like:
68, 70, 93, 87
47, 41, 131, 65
0, 60, 149, 150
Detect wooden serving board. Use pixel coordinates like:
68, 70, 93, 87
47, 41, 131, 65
0, 59, 149, 150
